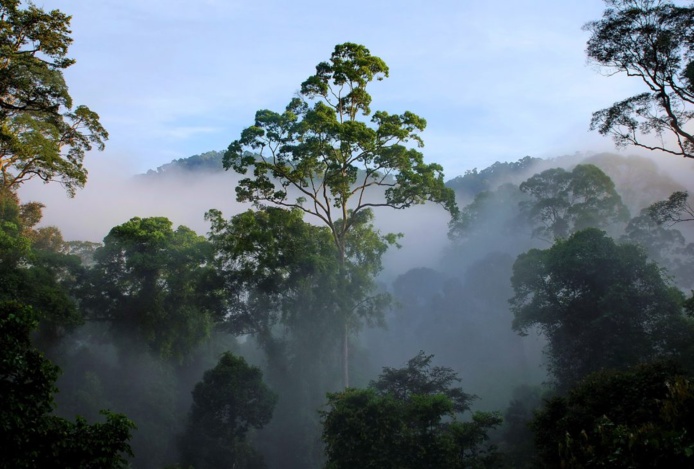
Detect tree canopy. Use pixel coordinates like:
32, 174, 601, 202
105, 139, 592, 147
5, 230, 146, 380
0, 301, 134, 469
585, 0, 694, 158
532, 362, 694, 468
82, 216, 224, 362
179, 352, 277, 469
224, 43, 457, 251
0, 0, 107, 195
321, 352, 501, 469
224, 43, 455, 386
510, 228, 688, 390
518, 164, 629, 241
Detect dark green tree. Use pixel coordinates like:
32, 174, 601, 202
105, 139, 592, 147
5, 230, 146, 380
0, 0, 107, 195
586, 0, 694, 159
510, 228, 687, 390
532, 362, 694, 468
518, 164, 629, 241
179, 352, 277, 469
0, 300, 134, 469
321, 352, 502, 469
0, 192, 84, 349
224, 42, 457, 386
83, 216, 224, 362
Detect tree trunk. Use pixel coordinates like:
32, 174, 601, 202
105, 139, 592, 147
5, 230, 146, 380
342, 321, 349, 388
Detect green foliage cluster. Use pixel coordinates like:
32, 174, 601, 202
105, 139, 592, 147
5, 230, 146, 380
322, 352, 502, 469
519, 164, 629, 241
532, 362, 694, 467
81, 216, 224, 362
0, 0, 107, 195
449, 163, 630, 246
0, 301, 134, 469
511, 228, 689, 390
179, 352, 277, 469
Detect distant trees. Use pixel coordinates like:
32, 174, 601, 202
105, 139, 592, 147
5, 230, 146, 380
0, 0, 107, 196
321, 352, 501, 469
586, 0, 694, 159
179, 352, 276, 469
510, 228, 689, 390
224, 42, 457, 386
519, 164, 629, 241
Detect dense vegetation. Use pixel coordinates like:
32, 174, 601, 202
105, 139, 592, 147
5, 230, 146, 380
3, 1, 694, 468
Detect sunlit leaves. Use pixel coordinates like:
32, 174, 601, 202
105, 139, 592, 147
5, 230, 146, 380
0, 1, 107, 195
224, 42, 457, 256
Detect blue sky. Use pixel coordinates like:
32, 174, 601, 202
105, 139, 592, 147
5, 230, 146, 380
40, 0, 643, 179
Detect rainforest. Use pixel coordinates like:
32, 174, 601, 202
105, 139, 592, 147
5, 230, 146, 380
2, 1, 694, 468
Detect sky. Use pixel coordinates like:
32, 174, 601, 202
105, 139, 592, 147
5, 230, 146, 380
35, 0, 647, 179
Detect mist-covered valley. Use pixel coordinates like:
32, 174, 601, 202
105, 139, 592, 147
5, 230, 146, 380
4, 0, 694, 467
14, 148, 694, 468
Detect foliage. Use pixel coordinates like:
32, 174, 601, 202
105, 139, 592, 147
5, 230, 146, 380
510, 228, 687, 390
585, 0, 694, 158
622, 204, 694, 290
647, 190, 694, 225
207, 205, 393, 341
224, 43, 457, 386
322, 352, 502, 469
0, 0, 107, 195
224, 42, 457, 242
143, 150, 225, 177
0, 193, 84, 346
0, 300, 134, 468
446, 156, 542, 200
82, 216, 224, 362
179, 352, 277, 469
207, 206, 393, 467
448, 183, 530, 244
518, 164, 629, 241
371, 351, 476, 413
532, 361, 694, 468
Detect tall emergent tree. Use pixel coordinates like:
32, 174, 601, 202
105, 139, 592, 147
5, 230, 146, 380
224, 43, 457, 386
585, 0, 694, 159
0, 0, 107, 196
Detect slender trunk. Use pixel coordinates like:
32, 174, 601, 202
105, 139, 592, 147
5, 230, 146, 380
342, 321, 349, 388
337, 239, 349, 389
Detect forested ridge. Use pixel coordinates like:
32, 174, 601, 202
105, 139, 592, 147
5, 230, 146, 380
3, 1, 694, 468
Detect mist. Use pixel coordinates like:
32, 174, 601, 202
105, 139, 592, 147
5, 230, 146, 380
14, 148, 694, 468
